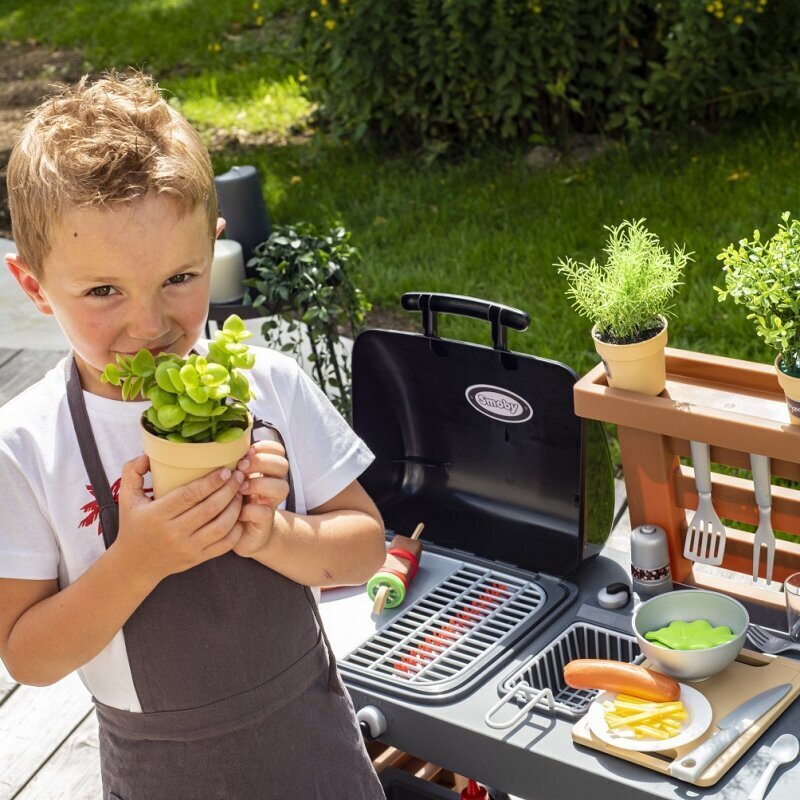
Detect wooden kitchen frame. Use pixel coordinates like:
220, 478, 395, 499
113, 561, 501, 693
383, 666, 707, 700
575, 347, 800, 612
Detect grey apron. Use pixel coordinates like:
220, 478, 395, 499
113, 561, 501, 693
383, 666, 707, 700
65, 357, 383, 800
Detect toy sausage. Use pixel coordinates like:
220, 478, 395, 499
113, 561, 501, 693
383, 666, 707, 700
367, 524, 424, 614
563, 658, 680, 702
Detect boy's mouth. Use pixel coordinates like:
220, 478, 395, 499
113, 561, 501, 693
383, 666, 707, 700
117, 341, 178, 357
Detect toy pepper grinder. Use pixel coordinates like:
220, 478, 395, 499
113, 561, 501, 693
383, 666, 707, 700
367, 523, 424, 614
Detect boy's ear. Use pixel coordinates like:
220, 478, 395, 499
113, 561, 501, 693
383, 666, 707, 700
5, 254, 54, 316
215, 217, 226, 239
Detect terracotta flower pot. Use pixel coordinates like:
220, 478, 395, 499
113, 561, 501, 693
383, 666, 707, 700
775, 356, 800, 426
141, 415, 253, 498
592, 318, 668, 396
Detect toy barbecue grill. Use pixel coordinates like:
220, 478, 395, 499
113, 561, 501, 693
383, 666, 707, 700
319, 293, 630, 794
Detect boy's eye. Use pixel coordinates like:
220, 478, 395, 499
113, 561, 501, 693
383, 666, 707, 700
165, 273, 194, 286
88, 285, 117, 297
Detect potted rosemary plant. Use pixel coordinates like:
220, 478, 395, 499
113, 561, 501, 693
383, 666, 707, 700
556, 218, 690, 395
717, 212, 800, 424
101, 315, 256, 496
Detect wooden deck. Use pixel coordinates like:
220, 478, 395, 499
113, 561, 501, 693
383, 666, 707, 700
0, 348, 102, 799
0, 347, 630, 799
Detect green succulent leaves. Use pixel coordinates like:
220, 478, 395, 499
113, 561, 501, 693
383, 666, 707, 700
100, 315, 256, 443
644, 619, 737, 650
716, 212, 800, 376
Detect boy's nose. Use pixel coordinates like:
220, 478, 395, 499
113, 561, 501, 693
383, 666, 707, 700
128, 304, 170, 342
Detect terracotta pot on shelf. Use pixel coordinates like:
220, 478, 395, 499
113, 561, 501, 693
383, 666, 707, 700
141, 415, 253, 498
775, 356, 800, 426
592, 317, 668, 396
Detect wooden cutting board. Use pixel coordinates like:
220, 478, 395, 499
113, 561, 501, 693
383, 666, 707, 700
571, 649, 800, 787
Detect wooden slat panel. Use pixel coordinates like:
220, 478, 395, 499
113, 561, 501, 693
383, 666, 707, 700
674, 465, 800, 535
0, 660, 17, 707
0, 349, 68, 407
16, 714, 100, 800
690, 569, 786, 611
669, 437, 800, 484
0, 673, 93, 800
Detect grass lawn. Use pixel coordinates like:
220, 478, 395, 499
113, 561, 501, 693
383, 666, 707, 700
3, 1, 797, 377
4, 0, 800, 543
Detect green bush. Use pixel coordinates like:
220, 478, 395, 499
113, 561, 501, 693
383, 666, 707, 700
300, 0, 800, 149
246, 223, 370, 419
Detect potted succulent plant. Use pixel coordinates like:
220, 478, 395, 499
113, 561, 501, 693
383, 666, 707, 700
101, 315, 256, 496
716, 212, 800, 424
556, 218, 690, 395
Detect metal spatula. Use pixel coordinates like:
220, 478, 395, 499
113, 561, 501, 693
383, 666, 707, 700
683, 440, 727, 565
750, 453, 776, 585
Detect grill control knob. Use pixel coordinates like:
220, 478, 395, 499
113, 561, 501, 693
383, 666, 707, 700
356, 706, 387, 740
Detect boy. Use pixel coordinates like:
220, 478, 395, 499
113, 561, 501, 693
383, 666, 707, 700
0, 72, 387, 799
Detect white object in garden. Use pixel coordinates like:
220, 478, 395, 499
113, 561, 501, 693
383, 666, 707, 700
210, 239, 246, 303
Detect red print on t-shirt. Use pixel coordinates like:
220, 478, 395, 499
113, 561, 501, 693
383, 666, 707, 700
79, 478, 153, 536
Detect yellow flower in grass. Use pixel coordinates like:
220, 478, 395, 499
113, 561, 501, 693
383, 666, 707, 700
734, 14, 744, 23
256, 15, 264, 26
252, 0, 260, 9
325, 19, 336, 30
310, 9, 318, 18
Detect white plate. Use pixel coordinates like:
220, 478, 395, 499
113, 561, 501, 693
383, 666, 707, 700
586, 684, 713, 752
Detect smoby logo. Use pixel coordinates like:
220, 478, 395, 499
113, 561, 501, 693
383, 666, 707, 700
465, 384, 533, 423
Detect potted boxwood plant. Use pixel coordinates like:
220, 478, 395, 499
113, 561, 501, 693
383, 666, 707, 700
716, 212, 800, 424
245, 222, 370, 421
556, 218, 690, 395
101, 315, 256, 496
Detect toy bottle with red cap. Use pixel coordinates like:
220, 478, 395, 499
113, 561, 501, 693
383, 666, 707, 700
366, 523, 424, 614
460, 779, 488, 799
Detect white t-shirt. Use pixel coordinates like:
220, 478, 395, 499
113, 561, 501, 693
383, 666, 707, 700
0, 344, 374, 711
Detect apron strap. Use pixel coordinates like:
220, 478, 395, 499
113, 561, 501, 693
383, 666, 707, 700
65, 357, 119, 549
252, 417, 342, 694
251, 416, 296, 515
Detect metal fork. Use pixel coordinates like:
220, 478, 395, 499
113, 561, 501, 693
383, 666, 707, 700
747, 623, 800, 656
683, 440, 727, 565
750, 454, 776, 584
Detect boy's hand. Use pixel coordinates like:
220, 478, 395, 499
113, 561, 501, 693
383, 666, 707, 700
232, 441, 290, 557
115, 455, 245, 586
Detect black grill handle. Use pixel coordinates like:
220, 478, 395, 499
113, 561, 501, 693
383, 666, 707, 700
401, 292, 529, 351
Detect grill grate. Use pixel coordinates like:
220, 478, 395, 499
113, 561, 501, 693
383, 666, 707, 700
495, 622, 642, 720
341, 564, 546, 695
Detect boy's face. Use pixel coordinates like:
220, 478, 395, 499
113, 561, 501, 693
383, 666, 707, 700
6, 193, 224, 399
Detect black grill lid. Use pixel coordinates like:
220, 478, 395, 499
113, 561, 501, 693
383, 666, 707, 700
352, 293, 589, 577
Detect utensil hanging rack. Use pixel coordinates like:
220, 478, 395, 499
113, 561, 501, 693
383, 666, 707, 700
574, 347, 800, 612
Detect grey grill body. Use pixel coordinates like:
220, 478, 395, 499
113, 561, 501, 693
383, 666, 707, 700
334, 546, 577, 703
342, 564, 546, 697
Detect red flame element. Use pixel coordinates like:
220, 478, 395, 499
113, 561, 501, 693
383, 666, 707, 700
393, 582, 508, 675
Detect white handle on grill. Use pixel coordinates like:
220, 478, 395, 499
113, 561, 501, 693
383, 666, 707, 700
484, 682, 554, 730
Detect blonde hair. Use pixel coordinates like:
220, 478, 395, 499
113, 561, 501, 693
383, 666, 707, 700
7, 71, 218, 277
